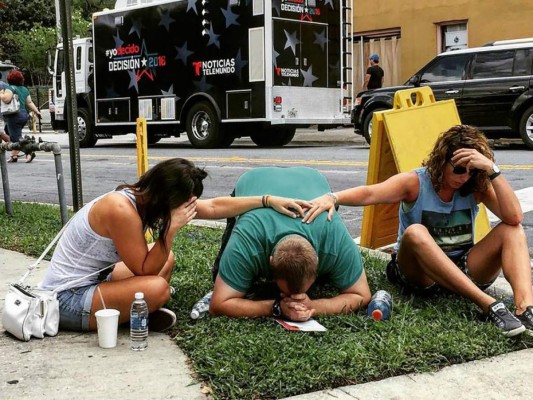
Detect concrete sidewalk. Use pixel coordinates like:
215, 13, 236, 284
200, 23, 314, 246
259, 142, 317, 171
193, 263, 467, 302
1, 247, 532, 400
0, 248, 207, 400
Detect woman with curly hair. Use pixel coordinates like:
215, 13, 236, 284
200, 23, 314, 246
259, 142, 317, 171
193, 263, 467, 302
39, 158, 310, 332
304, 125, 533, 337
0, 69, 42, 162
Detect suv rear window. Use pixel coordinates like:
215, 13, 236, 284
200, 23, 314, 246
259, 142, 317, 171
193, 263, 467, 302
513, 48, 533, 76
420, 54, 469, 83
471, 50, 514, 79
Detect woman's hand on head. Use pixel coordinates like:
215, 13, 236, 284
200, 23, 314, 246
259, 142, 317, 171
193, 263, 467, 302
451, 148, 493, 173
301, 193, 336, 223
268, 196, 311, 218
169, 196, 197, 232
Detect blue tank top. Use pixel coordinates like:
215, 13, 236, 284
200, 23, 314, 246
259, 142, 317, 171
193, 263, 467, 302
395, 167, 479, 258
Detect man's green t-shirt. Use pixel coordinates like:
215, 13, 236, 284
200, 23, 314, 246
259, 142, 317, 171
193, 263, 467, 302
219, 167, 363, 293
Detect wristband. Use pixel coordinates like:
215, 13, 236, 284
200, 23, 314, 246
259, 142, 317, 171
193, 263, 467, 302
262, 195, 271, 208
488, 171, 501, 180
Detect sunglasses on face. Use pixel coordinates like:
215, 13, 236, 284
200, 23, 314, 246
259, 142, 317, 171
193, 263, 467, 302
448, 160, 478, 176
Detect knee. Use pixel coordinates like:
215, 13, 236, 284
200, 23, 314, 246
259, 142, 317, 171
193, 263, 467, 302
146, 276, 171, 310
402, 224, 432, 247
495, 222, 526, 241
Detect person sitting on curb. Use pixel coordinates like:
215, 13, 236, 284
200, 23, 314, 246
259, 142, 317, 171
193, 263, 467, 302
40, 158, 310, 332
303, 125, 533, 337
209, 166, 371, 321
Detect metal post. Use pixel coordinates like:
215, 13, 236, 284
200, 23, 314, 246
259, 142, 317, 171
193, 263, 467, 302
58, 0, 83, 211
0, 149, 13, 215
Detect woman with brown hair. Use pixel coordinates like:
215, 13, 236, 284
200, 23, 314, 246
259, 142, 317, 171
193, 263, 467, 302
305, 125, 533, 337
0, 70, 41, 162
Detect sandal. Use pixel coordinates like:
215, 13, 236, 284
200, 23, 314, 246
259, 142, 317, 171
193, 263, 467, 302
7, 156, 18, 163
25, 152, 36, 163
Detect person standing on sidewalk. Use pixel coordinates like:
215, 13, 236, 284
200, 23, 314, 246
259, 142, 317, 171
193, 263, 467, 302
362, 53, 384, 91
304, 125, 533, 337
39, 158, 309, 333
0, 70, 41, 163
0, 79, 11, 144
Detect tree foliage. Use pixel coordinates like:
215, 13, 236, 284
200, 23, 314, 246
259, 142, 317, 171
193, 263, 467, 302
0, 0, 114, 85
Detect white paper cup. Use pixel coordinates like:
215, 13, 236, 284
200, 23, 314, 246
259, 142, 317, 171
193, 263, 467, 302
95, 309, 120, 349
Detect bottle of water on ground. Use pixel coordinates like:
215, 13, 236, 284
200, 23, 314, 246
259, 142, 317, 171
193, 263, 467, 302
130, 292, 149, 351
367, 290, 392, 321
190, 291, 213, 320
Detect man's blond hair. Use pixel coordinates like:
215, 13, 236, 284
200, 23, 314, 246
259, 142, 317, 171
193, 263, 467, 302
270, 234, 318, 293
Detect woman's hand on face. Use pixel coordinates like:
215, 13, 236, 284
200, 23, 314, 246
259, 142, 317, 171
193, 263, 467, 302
301, 194, 336, 223
268, 196, 311, 218
169, 197, 197, 232
452, 148, 493, 173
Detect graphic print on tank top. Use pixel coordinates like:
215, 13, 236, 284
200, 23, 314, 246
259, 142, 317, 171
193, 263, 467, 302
421, 209, 473, 256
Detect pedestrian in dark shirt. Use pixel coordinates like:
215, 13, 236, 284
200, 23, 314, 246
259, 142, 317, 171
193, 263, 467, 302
363, 53, 384, 91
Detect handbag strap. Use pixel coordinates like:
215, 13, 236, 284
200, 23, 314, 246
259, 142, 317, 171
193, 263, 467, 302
17, 214, 120, 294
18, 218, 72, 285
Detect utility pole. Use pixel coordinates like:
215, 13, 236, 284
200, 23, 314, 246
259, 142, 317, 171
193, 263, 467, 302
56, 0, 84, 211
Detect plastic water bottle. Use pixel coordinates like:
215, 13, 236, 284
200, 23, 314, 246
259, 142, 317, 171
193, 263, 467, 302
367, 290, 392, 321
130, 292, 149, 351
190, 291, 213, 320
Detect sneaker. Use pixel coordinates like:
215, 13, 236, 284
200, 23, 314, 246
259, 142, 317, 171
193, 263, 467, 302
385, 259, 401, 285
515, 306, 533, 335
149, 308, 177, 332
488, 301, 525, 337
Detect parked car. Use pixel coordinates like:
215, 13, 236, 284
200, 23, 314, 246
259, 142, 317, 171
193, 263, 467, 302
352, 38, 533, 149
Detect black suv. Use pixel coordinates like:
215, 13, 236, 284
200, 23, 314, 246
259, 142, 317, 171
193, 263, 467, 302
352, 39, 533, 149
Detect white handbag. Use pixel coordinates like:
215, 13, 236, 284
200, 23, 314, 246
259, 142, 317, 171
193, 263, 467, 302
1, 89, 21, 115
2, 220, 112, 341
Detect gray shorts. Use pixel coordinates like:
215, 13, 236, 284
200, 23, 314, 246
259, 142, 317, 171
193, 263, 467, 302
56, 267, 114, 331
386, 250, 496, 296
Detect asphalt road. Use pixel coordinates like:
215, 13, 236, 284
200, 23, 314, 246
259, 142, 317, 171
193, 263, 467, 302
1, 126, 532, 258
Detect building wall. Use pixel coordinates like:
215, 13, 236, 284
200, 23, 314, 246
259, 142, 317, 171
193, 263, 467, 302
354, 0, 533, 83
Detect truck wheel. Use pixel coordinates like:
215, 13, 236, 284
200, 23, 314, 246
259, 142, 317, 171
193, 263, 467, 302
362, 108, 387, 145
251, 127, 296, 147
186, 101, 224, 148
77, 108, 97, 148
518, 105, 533, 150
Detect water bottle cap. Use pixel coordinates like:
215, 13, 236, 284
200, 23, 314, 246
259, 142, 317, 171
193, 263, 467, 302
135, 292, 144, 300
190, 310, 199, 319
371, 309, 383, 321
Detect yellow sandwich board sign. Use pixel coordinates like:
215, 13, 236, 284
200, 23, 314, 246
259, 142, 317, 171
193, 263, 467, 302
360, 86, 491, 249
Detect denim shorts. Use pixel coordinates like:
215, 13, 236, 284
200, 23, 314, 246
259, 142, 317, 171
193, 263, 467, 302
386, 250, 496, 296
56, 267, 114, 331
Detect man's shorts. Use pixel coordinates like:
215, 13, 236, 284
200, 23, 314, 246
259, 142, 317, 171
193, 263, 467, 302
385, 251, 496, 296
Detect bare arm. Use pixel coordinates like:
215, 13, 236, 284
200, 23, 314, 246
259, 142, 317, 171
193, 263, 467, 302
25, 95, 42, 117
362, 73, 371, 91
302, 171, 419, 223
452, 148, 522, 225
195, 196, 310, 220
0, 88, 12, 103
210, 275, 275, 318
92, 194, 197, 276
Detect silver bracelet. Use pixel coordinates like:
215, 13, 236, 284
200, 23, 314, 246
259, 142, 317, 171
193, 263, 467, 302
327, 192, 338, 208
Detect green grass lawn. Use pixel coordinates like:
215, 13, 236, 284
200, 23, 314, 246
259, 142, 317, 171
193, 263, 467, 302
2, 202, 532, 400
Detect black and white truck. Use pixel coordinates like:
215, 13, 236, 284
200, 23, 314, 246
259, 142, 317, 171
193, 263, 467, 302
49, 0, 353, 148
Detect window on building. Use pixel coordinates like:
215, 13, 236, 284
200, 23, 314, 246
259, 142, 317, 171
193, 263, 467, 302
420, 54, 469, 83
470, 51, 514, 79
438, 22, 468, 52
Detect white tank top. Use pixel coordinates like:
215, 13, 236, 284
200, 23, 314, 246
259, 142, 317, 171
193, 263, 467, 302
40, 189, 137, 290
